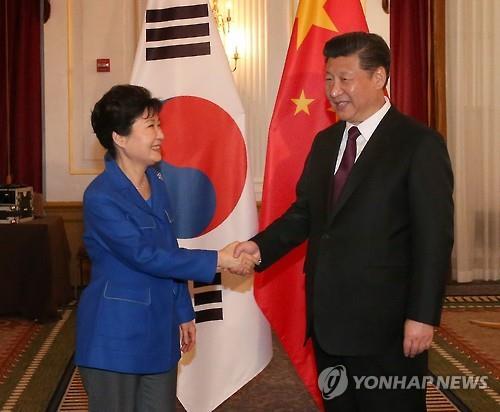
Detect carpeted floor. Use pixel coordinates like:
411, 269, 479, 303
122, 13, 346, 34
428, 296, 500, 412
0, 318, 42, 385
0, 308, 75, 412
58, 336, 460, 412
57, 334, 317, 412
4, 296, 499, 411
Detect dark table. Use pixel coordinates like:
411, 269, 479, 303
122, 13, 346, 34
0, 216, 73, 322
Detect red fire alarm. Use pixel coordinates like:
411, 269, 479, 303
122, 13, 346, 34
96, 58, 110, 72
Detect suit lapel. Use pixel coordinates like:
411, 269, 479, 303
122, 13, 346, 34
323, 126, 344, 213
147, 166, 170, 223
103, 155, 152, 216
104, 155, 169, 222
121, 185, 152, 215
327, 107, 399, 224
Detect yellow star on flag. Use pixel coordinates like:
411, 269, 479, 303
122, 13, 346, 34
292, 90, 315, 115
296, 0, 338, 49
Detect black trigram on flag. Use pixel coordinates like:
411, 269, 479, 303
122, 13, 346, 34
145, 4, 211, 61
192, 272, 223, 323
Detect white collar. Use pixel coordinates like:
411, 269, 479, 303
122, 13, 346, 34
345, 96, 391, 140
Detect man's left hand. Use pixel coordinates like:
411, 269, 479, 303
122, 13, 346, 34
403, 319, 434, 358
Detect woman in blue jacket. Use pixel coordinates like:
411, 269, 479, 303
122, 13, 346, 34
76, 85, 254, 412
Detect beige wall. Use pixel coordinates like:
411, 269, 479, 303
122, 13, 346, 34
44, 0, 137, 201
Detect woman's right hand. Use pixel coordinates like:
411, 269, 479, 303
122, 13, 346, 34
217, 241, 259, 275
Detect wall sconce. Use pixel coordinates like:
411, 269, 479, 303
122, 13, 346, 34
225, 31, 240, 71
211, 0, 240, 71
231, 47, 239, 72
212, 0, 231, 34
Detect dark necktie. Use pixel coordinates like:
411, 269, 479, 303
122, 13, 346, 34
331, 126, 361, 206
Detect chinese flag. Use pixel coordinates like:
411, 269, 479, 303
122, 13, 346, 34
255, 0, 368, 406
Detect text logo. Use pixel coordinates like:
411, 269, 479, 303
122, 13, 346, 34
318, 365, 348, 400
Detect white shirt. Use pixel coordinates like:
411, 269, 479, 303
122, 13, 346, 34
334, 97, 391, 174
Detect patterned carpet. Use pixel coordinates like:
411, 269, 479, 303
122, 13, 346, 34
428, 296, 500, 411
58, 334, 466, 411
58, 369, 461, 411
0, 309, 75, 412
0, 318, 42, 385
4, 298, 497, 411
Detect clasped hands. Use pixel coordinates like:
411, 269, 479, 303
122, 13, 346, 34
217, 241, 261, 276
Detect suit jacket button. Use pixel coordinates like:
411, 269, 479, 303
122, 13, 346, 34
322, 234, 331, 240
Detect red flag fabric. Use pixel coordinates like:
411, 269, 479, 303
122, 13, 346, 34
255, 0, 368, 406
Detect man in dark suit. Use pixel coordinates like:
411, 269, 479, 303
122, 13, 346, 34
235, 32, 453, 411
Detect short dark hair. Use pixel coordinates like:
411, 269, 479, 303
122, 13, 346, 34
91, 84, 162, 158
323, 32, 390, 86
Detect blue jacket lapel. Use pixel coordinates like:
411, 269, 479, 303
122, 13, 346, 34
104, 155, 168, 221
147, 166, 171, 224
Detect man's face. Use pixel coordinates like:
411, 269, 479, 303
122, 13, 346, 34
325, 54, 386, 125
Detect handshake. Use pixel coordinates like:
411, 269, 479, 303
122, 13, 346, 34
217, 241, 261, 276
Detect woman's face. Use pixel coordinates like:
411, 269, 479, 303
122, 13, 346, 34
116, 109, 164, 167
